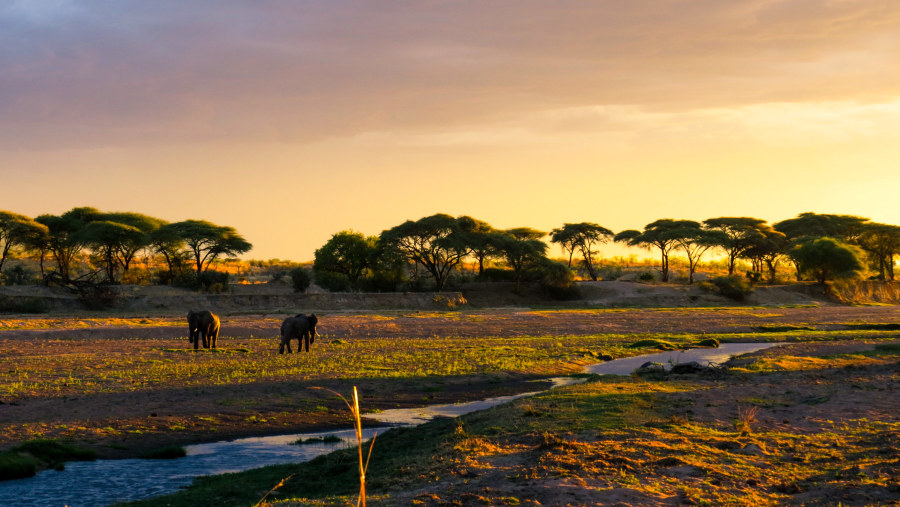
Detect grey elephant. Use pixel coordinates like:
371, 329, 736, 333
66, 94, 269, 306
279, 314, 319, 353
187, 310, 220, 349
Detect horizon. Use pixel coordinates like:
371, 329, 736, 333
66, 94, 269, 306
3, 2, 899, 261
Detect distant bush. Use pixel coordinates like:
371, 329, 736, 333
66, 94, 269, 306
701, 275, 754, 301
314, 271, 351, 292
627, 339, 677, 350
0, 296, 49, 314
2, 265, 38, 286
199, 270, 230, 293
12, 439, 97, 463
0, 451, 40, 480
478, 268, 516, 282
638, 271, 655, 282
289, 267, 312, 293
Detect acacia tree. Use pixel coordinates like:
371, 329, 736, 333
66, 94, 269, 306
775, 213, 871, 280
790, 237, 864, 284
668, 221, 725, 284
102, 212, 167, 272
149, 225, 187, 282
615, 219, 687, 282
75, 221, 146, 282
380, 214, 471, 291
0, 211, 49, 280
856, 223, 900, 281
742, 227, 789, 283
495, 227, 548, 292
314, 230, 379, 290
703, 217, 773, 275
35, 207, 101, 279
166, 220, 252, 278
457, 216, 499, 276
549, 223, 613, 281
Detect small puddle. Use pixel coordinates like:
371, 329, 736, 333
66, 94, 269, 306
0, 342, 780, 506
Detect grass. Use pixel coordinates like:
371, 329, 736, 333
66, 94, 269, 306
116, 337, 900, 506
0, 439, 97, 480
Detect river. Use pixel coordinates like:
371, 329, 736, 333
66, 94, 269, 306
0, 342, 778, 506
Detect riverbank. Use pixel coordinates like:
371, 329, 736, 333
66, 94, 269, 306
121, 338, 900, 506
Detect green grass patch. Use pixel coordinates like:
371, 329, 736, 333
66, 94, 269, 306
12, 439, 97, 463
753, 324, 817, 332
627, 339, 678, 350
0, 451, 41, 480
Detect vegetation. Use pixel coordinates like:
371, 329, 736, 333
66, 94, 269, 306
120, 338, 900, 506
2, 208, 899, 293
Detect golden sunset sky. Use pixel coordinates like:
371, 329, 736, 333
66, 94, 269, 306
2, 1, 899, 261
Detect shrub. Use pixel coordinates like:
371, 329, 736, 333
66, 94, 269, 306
289, 267, 312, 293
478, 268, 517, 282
313, 270, 350, 292
627, 339, 677, 350
639, 271, 655, 282
0, 451, 40, 480
2, 265, 37, 286
12, 439, 97, 463
199, 270, 230, 293
0, 296, 49, 314
701, 275, 754, 301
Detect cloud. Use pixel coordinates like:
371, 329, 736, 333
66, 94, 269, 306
1, 0, 899, 150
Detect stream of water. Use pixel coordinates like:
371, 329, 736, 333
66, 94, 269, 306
0, 342, 779, 506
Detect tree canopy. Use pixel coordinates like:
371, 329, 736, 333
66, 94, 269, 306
159, 220, 252, 278
380, 214, 472, 291
549, 223, 613, 281
790, 237, 864, 284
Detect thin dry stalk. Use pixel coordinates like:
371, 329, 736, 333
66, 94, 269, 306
309, 386, 377, 507
253, 473, 294, 507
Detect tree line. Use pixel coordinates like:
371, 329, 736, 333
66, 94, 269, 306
0, 207, 251, 288
2, 208, 897, 292
312, 212, 899, 292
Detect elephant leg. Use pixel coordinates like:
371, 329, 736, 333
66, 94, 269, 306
210, 330, 218, 349
303, 334, 309, 352
279, 340, 286, 354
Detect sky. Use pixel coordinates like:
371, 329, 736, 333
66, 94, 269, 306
2, 1, 899, 261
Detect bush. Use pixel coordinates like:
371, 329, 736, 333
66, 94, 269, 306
0, 296, 49, 314
0, 451, 40, 480
12, 439, 97, 463
313, 270, 350, 292
199, 270, 230, 293
638, 271, 655, 282
701, 275, 754, 301
2, 265, 38, 286
478, 268, 516, 282
289, 267, 312, 293
627, 339, 677, 350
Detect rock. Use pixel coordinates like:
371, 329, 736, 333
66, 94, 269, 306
670, 361, 705, 374
634, 362, 666, 376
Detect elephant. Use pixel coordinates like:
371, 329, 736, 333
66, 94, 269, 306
187, 310, 220, 349
279, 314, 319, 353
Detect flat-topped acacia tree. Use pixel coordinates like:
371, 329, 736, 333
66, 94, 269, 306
380, 213, 472, 291
0, 211, 49, 280
549, 222, 614, 281
161, 220, 252, 278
